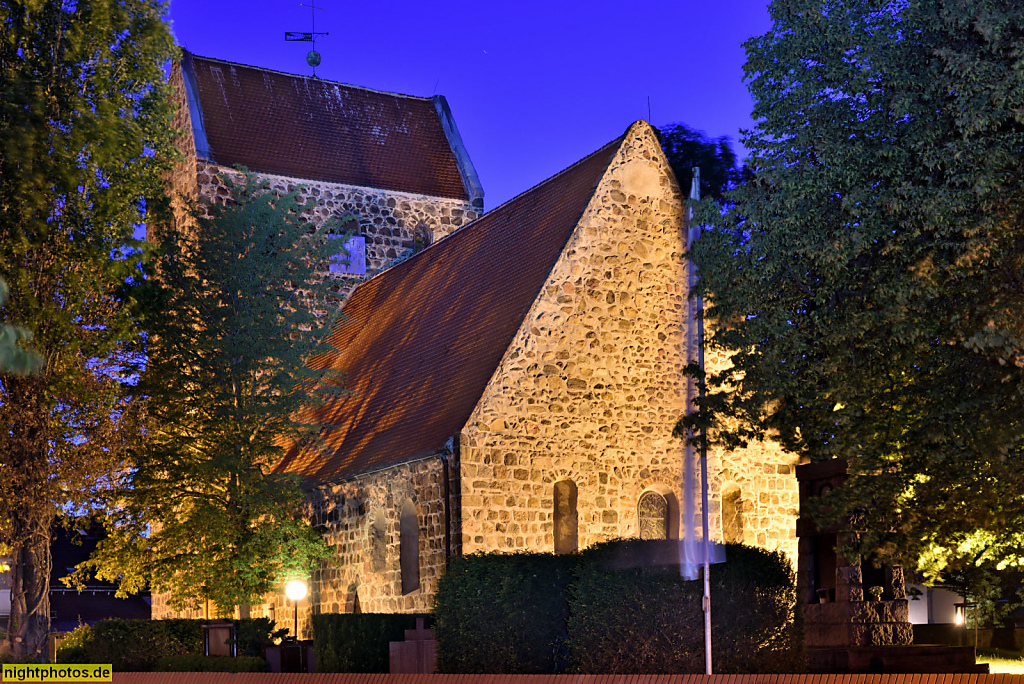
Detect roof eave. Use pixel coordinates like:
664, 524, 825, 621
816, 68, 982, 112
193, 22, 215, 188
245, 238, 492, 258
432, 95, 484, 208
180, 49, 213, 162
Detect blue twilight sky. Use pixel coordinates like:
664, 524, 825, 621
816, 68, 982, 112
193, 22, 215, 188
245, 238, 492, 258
167, 0, 773, 210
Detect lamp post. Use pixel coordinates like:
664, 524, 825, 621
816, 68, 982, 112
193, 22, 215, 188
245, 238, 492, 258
285, 580, 308, 641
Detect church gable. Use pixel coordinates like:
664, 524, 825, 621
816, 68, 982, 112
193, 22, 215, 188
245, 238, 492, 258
459, 122, 799, 562
460, 121, 692, 553
274, 137, 623, 486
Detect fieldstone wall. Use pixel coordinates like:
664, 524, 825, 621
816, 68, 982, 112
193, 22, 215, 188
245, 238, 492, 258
191, 163, 480, 300
459, 122, 799, 564
166, 63, 199, 238
703, 348, 801, 560
152, 456, 449, 630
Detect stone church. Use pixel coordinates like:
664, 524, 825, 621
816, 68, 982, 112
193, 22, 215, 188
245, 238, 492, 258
157, 53, 799, 633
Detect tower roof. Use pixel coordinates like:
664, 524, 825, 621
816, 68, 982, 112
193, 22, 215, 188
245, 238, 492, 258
179, 51, 481, 202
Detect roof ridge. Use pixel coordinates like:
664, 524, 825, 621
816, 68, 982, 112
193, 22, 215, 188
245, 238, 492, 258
466, 134, 626, 223
367, 133, 627, 281
185, 50, 434, 102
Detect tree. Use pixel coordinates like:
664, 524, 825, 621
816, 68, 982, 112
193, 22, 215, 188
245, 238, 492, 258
0, 0, 175, 658
80, 172, 346, 615
690, 0, 1024, 578
656, 123, 744, 202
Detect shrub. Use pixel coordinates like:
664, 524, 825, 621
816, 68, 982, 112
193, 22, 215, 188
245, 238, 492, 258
85, 619, 203, 670
0, 651, 39, 665
54, 618, 283, 670
566, 541, 801, 673
433, 552, 575, 673
233, 618, 287, 657
153, 654, 267, 672
708, 544, 802, 673
311, 613, 427, 673
55, 624, 93, 664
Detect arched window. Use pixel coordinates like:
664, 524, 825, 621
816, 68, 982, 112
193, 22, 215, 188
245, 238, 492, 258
400, 500, 420, 594
638, 491, 670, 540
553, 480, 578, 554
721, 485, 745, 544
370, 510, 386, 572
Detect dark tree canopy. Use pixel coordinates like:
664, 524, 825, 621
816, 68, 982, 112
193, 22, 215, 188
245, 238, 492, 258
0, 0, 176, 658
656, 123, 743, 201
691, 0, 1024, 578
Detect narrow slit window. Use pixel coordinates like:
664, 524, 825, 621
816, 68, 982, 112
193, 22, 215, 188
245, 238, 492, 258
400, 500, 420, 594
553, 480, 578, 554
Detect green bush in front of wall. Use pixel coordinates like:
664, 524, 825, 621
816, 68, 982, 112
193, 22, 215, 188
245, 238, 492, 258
431, 541, 801, 674
566, 541, 802, 673
433, 552, 576, 673
77, 619, 204, 670
311, 613, 427, 672
153, 654, 267, 672
54, 618, 284, 670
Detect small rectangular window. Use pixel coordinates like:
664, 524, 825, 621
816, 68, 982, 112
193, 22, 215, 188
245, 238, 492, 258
329, 234, 366, 275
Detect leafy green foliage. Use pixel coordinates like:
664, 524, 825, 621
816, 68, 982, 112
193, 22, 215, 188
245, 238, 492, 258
434, 553, 574, 673
690, 0, 1024, 578
80, 171, 347, 613
657, 123, 744, 201
153, 655, 268, 672
55, 618, 282, 669
566, 541, 800, 674
0, 0, 176, 658
312, 613, 426, 673
233, 617, 287, 657
56, 619, 202, 670
54, 625, 92, 664
432, 543, 798, 674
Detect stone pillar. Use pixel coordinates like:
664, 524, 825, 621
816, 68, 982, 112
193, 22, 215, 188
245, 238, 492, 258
888, 566, 905, 599
836, 565, 864, 603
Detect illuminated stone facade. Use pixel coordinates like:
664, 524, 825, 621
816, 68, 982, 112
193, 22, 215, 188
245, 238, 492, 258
459, 124, 799, 559
155, 70, 799, 625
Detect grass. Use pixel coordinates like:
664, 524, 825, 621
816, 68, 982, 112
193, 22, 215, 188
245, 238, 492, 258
977, 649, 1024, 674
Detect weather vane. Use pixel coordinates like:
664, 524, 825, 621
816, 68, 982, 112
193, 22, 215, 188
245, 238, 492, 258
285, 1, 328, 77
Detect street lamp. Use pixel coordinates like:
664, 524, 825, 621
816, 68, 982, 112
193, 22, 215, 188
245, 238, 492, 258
285, 580, 308, 641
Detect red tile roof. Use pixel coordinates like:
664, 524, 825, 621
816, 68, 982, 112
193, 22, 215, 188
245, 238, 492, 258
275, 136, 623, 485
182, 52, 470, 200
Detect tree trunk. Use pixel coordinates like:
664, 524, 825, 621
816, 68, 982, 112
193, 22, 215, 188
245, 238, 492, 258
2, 376, 54, 661
6, 512, 52, 661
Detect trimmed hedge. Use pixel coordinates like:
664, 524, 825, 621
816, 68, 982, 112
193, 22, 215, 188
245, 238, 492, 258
432, 541, 801, 674
153, 654, 267, 672
567, 541, 801, 673
311, 613, 428, 672
434, 552, 575, 673
57, 619, 203, 670
55, 618, 283, 670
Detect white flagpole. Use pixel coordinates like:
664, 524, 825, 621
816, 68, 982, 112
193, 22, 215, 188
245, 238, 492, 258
687, 167, 713, 675
681, 170, 699, 581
